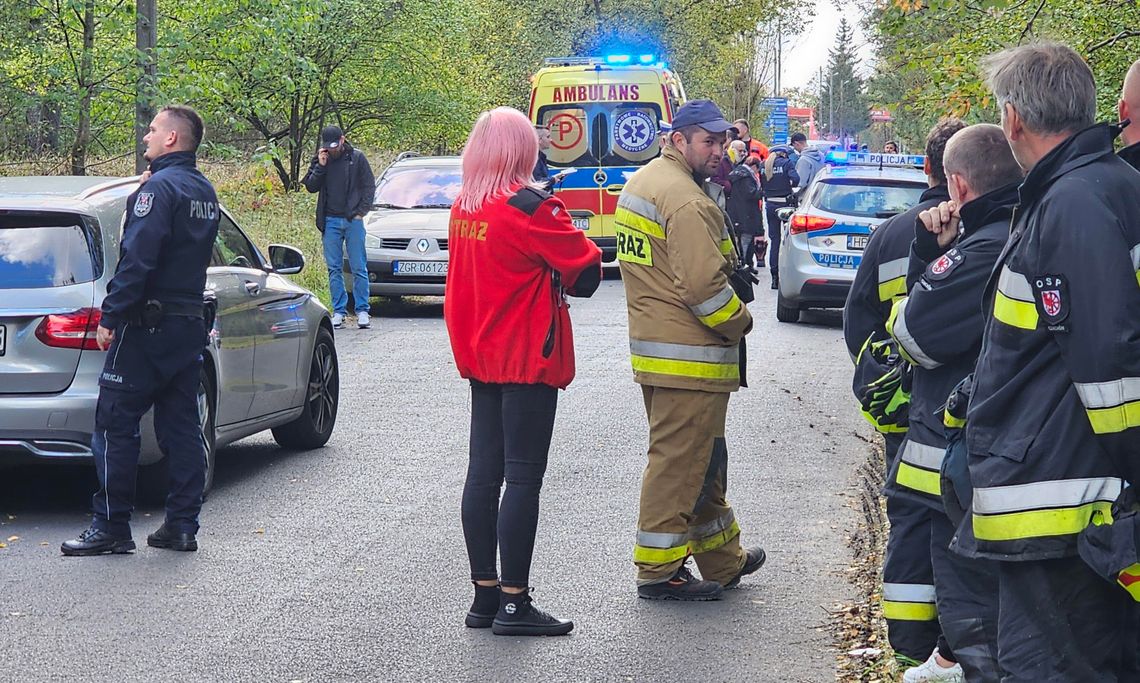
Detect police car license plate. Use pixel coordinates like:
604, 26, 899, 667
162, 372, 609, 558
393, 261, 447, 276
572, 218, 589, 231
847, 235, 868, 250
0, 324, 5, 356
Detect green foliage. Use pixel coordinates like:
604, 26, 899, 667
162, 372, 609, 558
820, 18, 870, 139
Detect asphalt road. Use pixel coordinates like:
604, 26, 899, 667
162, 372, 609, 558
0, 273, 874, 682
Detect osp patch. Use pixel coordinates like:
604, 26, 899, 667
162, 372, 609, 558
1032, 273, 1070, 331
133, 192, 154, 217
925, 248, 964, 282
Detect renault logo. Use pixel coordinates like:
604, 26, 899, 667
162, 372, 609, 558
417, 238, 430, 253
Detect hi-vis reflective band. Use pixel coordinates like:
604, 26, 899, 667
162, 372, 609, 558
690, 285, 743, 328
972, 476, 1122, 541
882, 583, 938, 621
615, 226, 653, 265
1075, 377, 1140, 434
614, 195, 665, 238
719, 225, 734, 256
878, 257, 909, 302
896, 440, 944, 496
993, 265, 1038, 330
629, 339, 739, 381
944, 411, 966, 429
1132, 243, 1140, 287
1118, 563, 1140, 602
634, 512, 740, 564
886, 298, 941, 370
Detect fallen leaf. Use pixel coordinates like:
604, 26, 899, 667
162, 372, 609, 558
7, 536, 18, 542
0, 543, 7, 549
254, 529, 265, 534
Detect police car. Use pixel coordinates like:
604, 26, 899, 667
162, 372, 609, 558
775, 151, 929, 323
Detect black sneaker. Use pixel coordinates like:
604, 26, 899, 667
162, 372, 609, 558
61, 527, 135, 556
146, 523, 198, 552
465, 583, 500, 628
637, 563, 724, 601
491, 589, 574, 636
725, 547, 767, 588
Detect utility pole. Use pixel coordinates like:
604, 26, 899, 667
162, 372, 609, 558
135, 0, 157, 174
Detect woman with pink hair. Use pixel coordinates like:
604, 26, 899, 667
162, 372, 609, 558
444, 107, 601, 636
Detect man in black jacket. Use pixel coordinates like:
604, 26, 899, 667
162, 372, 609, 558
885, 124, 1024, 683
1119, 58, 1140, 169
725, 140, 765, 268
842, 118, 964, 670
302, 125, 376, 329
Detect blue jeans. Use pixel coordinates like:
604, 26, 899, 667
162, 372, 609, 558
322, 216, 369, 314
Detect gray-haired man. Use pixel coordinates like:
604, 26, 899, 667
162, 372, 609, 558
950, 43, 1140, 681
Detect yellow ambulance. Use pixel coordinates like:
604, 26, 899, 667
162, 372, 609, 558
529, 55, 686, 262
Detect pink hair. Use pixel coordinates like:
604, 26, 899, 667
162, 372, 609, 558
456, 107, 538, 214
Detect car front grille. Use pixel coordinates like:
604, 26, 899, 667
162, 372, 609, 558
380, 238, 411, 249
437, 239, 448, 251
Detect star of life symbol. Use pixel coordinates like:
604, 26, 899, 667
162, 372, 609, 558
614, 111, 655, 153
1040, 289, 1062, 317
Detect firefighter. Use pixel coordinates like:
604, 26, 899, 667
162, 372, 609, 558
616, 100, 766, 600
884, 124, 1024, 683
843, 118, 966, 668
950, 43, 1140, 680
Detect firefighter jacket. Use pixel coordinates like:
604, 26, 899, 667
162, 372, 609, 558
444, 186, 602, 390
951, 124, 1140, 562
616, 146, 753, 393
883, 183, 1018, 511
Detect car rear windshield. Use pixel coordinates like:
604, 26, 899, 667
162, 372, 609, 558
811, 179, 926, 219
374, 166, 462, 209
0, 213, 102, 289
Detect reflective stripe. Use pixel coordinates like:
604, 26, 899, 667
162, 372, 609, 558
636, 530, 688, 549
882, 583, 937, 621
631, 355, 740, 380
634, 516, 740, 565
973, 477, 1123, 515
1131, 243, 1140, 272
689, 520, 741, 554
901, 440, 945, 469
997, 265, 1035, 301
883, 582, 936, 603
614, 207, 665, 239
877, 257, 909, 302
617, 193, 664, 225
888, 298, 941, 369
719, 238, 734, 255
630, 340, 739, 364
993, 266, 1038, 329
973, 501, 1114, 541
1076, 378, 1140, 434
897, 462, 942, 496
691, 286, 735, 317
944, 412, 966, 429
688, 511, 735, 541
1086, 403, 1140, 434
633, 543, 690, 564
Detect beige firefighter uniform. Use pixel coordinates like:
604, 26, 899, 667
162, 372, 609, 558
617, 146, 753, 585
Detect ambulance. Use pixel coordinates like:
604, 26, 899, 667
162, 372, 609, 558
529, 55, 686, 262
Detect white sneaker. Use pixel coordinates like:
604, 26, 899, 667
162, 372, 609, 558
331, 313, 344, 328
903, 649, 964, 683
357, 311, 370, 329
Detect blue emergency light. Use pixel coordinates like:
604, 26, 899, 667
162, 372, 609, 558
638, 54, 656, 64
826, 150, 925, 169
605, 54, 632, 65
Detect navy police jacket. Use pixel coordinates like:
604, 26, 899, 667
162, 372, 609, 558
952, 124, 1140, 562
761, 155, 799, 198
100, 151, 220, 330
1121, 140, 1140, 170
883, 183, 1017, 511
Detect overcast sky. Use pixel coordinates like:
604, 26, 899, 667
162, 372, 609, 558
782, 0, 875, 92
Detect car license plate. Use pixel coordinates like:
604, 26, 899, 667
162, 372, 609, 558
848, 235, 868, 250
0, 324, 5, 356
572, 217, 589, 230
392, 261, 447, 276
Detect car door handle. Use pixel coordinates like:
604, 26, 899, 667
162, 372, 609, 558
244, 281, 261, 296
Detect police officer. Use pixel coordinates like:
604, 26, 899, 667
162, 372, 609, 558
62, 105, 220, 556
843, 118, 965, 669
884, 124, 1023, 683
1119, 58, 1140, 169
617, 100, 765, 600
950, 43, 1140, 680
761, 144, 799, 288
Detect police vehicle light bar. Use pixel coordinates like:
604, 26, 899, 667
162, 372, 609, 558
605, 54, 632, 64
543, 55, 661, 68
826, 151, 925, 169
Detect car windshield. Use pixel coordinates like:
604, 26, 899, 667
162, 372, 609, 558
0, 217, 101, 289
811, 179, 926, 218
374, 166, 462, 209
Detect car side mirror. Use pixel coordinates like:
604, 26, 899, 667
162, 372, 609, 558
776, 207, 796, 223
269, 244, 305, 275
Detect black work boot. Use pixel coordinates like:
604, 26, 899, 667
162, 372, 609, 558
147, 523, 198, 552
637, 562, 724, 601
491, 589, 574, 636
465, 583, 500, 628
725, 546, 767, 588
60, 527, 135, 556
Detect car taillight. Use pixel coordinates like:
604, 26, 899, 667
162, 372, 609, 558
789, 214, 837, 234
35, 308, 102, 350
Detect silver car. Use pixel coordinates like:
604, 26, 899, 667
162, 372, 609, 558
776, 152, 928, 323
0, 175, 340, 491
359, 153, 460, 297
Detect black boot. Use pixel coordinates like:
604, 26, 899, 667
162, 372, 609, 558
725, 546, 767, 588
465, 583, 500, 628
147, 523, 197, 552
637, 562, 724, 601
60, 527, 135, 556
491, 589, 574, 636
770, 272, 779, 290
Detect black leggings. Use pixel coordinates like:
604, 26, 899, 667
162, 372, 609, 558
461, 381, 558, 588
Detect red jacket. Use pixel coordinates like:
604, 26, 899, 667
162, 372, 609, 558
444, 186, 602, 389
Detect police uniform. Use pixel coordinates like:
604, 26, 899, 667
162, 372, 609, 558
761, 152, 799, 280
884, 184, 1019, 682
952, 124, 1140, 680
843, 184, 950, 662
68, 150, 220, 552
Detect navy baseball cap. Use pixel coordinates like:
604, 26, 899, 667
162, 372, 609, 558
320, 125, 344, 149
670, 100, 732, 133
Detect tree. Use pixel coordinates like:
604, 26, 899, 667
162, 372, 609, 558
820, 18, 869, 140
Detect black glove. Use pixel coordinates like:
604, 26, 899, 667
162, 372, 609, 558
729, 264, 759, 304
